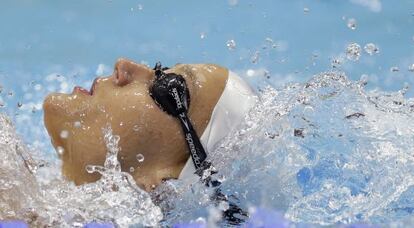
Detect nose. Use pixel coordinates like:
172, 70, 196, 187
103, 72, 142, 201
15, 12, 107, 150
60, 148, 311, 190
113, 58, 154, 86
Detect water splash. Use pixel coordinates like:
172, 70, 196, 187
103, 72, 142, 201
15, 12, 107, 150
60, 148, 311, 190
156, 71, 414, 226
2, 71, 414, 226
0, 119, 162, 227
346, 43, 361, 61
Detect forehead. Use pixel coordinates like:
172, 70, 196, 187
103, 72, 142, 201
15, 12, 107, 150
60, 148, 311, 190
168, 64, 196, 81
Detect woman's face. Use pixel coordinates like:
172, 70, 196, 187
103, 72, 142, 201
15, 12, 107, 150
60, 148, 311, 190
43, 58, 228, 190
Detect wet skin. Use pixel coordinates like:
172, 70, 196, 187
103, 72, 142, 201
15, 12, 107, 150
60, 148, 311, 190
43, 58, 228, 191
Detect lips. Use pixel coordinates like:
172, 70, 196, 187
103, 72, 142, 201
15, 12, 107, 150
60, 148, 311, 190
73, 86, 91, 95
73, 77, 99, 96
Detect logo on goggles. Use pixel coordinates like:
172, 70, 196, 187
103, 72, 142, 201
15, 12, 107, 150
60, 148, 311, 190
186, 133, 202, 166
172, 88, 183, 109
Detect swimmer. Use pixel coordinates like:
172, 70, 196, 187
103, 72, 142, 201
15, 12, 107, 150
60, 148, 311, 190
43, 58, 256, 223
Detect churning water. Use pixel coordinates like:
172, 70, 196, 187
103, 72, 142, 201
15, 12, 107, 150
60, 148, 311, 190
1, 71, 414, 227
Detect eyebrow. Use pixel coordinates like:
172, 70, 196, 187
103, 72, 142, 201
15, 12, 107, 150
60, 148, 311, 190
172, 64, 196, 87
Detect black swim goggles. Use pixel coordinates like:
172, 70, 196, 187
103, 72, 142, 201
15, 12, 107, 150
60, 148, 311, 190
149, 62, 208, 171
149, 62, 248, 225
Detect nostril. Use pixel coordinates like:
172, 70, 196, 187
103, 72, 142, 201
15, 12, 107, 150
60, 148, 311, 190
114, 67, 131, 86
115, 69, 119, 83
114, 58, 153, 86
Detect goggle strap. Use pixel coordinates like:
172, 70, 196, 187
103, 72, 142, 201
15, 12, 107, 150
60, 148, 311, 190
177, 112, 207, 170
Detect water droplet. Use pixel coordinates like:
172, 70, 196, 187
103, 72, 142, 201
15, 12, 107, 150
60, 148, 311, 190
331, 58, 342, 68
226, 39, 236, 50
346, 43, 361, 61
264, 70, 271, 79
364, 43, 379, 55
56, 146, 65, 155
250, 51, 260, 64
85, 165, 95, 174
200, 32, 206, 39
303, 7, 310, 13
34, 84, 42, 91
17, 102, 22, 108
8, 91, 13, 97
246, 69, 255, 77
113, 135, 120, 144
74, 121, 81, 128
265, 37, 273, 43
133, 125, 141, 132
390, 66, 400, 72
136, 153, 145, 162
218, 201, 230, 211
408, 64, 414, 72
60, 130, 69, 139
72, 222, 83, 227
129, 167, 135, 172
359, 74, 369, 86
347, 18, 357, 30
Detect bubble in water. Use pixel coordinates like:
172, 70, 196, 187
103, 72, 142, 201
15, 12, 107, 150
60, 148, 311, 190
251, 51, 260, 64
56, 146, 65, 155
303, 7, 310, 13
364, 43, 379, 55
390, 66, 400, 72
408, 64, 414, 72
60, 130, 69, 139
347, 18, 357, 30
73, 121, 81, 128
17, 102, 22, 108
129, 167, 135, 173
136, 153, 145, 162
200, 32, 206, 39
226, 39, 236, 50
346, 43, 361, 61
137, 4, 143, 10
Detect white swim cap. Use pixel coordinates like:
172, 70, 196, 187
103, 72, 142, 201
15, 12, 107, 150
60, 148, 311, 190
178, 70, 257, 182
